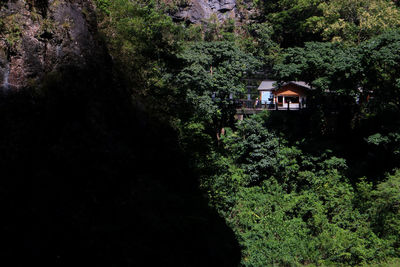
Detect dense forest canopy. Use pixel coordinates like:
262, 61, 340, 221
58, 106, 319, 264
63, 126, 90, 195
1, 0, 400, 265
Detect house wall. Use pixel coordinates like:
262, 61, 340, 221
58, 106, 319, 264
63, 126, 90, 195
260, 90, 273, 104
273, 84, 308, 108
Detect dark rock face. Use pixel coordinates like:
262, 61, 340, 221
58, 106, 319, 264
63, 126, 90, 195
0, 0, 105, 90
172, 0, 254, 24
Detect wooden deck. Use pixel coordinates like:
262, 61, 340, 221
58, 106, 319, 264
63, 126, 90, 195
235, 100, 305, 120
236, 100, 305, 111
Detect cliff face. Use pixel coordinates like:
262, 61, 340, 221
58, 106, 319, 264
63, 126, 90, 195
171, 0, 256, 24
0, 0, 105, 90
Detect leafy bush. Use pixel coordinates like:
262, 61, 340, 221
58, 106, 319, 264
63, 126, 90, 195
202, 114, 400, 265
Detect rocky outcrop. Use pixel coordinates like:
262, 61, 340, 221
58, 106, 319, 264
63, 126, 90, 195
171, 0, 255, 24
0, 0, 105, 90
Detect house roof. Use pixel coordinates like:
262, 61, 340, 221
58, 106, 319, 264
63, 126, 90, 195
287, 81, 311, 89
258, 80, 277, 91
258, 80, 311, 91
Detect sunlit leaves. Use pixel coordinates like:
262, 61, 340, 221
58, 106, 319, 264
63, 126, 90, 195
310, 0, 400, 44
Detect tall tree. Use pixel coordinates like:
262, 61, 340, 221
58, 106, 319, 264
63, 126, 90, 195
308, 0, 400, 44
255, 0, 324, 47
175, 41, 259, 138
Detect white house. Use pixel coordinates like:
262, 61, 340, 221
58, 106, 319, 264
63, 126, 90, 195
258, 80, 311, 109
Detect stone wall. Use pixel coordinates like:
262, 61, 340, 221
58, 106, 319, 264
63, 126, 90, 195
171, 0, 256, 24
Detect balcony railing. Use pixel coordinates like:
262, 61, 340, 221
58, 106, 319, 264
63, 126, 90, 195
236, 100, 306, 110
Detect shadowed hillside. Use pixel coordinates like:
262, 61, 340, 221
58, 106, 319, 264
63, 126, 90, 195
0, 65, 241, 266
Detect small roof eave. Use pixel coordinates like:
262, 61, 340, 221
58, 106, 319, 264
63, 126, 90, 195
258, 80, 277, 91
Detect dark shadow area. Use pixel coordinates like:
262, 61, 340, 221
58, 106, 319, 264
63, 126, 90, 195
263, 100, 399, 182
0, 65, 241, 266
28, 0, 49, 17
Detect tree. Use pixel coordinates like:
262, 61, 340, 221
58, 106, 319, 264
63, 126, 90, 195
308, 0, 400, 44
274, 31, 400, 161
175, 41, 260, 138
369, 170, 400, 254
255, 0, 325, 47
95, 0, 183, 100
217, 115, 388, 266
240, 22, 281, 69
222, 114, 280, 185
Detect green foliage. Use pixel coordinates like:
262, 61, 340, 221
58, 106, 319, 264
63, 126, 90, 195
357, 31, 400, 110
274, 30, 400, 164
274, 41, 354, 94
367, 133, 391, 146
275, 24, 400, 102
0, 14, 23, 49
175, 41, 260, 129
255, 0, 400, 46
202, 154, 247, 215
178, 121, 213, 165
184, 24, 203, 42
202, 114, 400, 265
94, 0, 111, 14
309, 0, 400, 44
369, 170, 400, 255
96, 0, 183, 97
222, 115, 280, 185
240, 22, 281, 68
255, 0, 325, 46
230, 181, 314, 266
